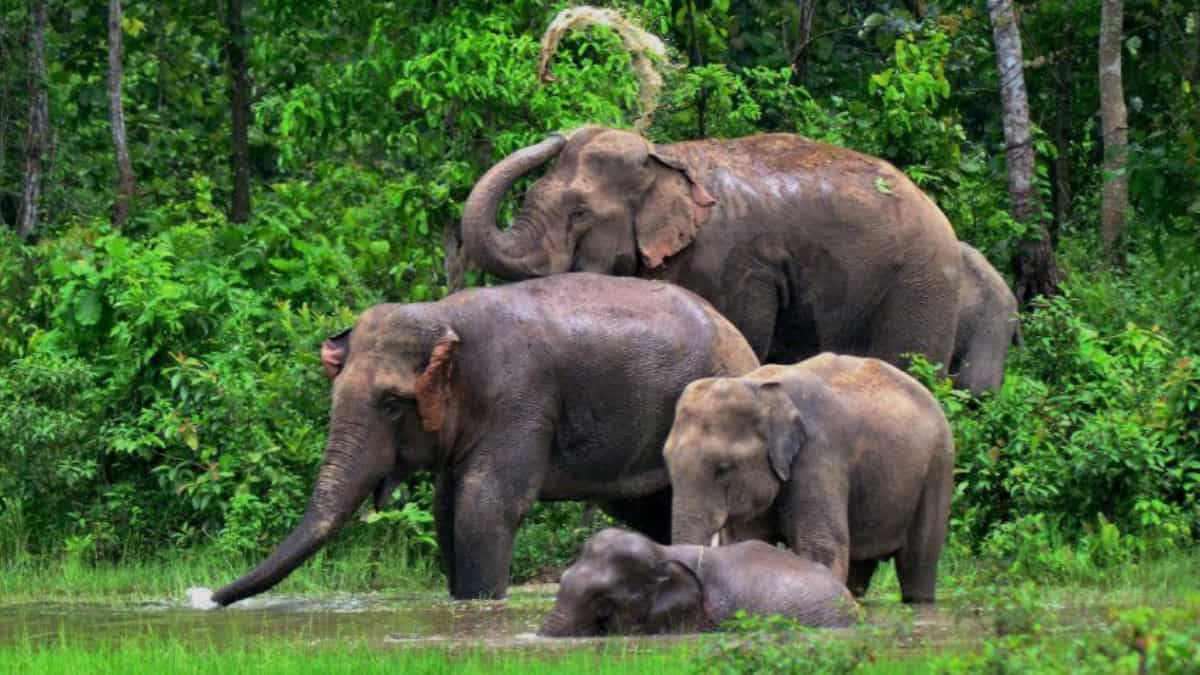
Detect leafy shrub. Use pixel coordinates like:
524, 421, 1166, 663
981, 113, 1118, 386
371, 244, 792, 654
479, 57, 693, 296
693, 613, 873, 675
936, 600, 1200, 674
910, 265, 1200, 574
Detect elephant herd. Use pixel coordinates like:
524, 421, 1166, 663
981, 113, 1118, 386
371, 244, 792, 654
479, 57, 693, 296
212, 127, 1020, 636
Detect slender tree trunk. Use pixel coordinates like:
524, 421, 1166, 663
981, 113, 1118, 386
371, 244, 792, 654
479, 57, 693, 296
685, 0, 706, 138
1049, 50, 1073, 244
1099, 0, 1128, 263
789, 1, 817, 85
108, 0, 135, 227
225, 0, 251, 223
17, 0, 49, 240
1, 20, 12, 209
987, 0, 1060, 305
443, 225, 467, 293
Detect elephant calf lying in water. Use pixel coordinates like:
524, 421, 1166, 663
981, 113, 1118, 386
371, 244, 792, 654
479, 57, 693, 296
665, 353, 955, 603
540, 528, 857, 636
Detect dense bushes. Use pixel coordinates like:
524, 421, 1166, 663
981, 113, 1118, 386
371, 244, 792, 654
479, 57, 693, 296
1, 2, 1197, 588
910, 249, 1200, 578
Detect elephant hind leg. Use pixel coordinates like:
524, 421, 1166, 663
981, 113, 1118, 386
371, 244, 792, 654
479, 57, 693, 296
598, 489, 672, 544
847, 558, 880, 598
895, 453, 953, 604
863, 262, 959, 373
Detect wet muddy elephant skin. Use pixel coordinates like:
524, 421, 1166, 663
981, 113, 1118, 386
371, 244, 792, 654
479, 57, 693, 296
461, 127, 962, 368
539, 528, 857, 636
211, 273, 759, 605
665, 353, 955, 603
951, 243, 1019, 396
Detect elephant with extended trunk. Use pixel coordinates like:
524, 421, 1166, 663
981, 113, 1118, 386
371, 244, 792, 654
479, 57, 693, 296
951, 242, 1020, 396
462, 127, 962, 368
540, 528, 857, 636
664, 354, 954, 603
211, 273, 758, 605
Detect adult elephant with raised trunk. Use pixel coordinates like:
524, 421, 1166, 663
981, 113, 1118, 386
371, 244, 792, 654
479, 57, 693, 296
210, 274, 758, 605
462, 127, 962, 367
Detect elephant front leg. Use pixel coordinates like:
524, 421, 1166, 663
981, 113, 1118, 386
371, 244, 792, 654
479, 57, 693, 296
783, 465, 852, 582
450, 458, 545, 600
433, 472, 456, 593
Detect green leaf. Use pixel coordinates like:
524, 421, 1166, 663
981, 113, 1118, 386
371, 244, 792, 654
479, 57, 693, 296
874, 177, 894, 195
74, 289, 104, 326
1125, 35, 1141, 58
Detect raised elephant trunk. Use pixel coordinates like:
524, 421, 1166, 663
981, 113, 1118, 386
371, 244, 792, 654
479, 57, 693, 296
461, 135, 566, 279
212, 438, 387, 607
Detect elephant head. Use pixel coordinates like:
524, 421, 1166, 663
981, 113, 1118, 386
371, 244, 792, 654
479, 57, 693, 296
539, 529, 708, 637
212, 306, 460, 606
461, 127, 716, 279
664, 377, 805, 546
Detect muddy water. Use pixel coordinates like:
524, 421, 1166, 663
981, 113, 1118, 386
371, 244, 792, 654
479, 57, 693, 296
0, 585, 1102, 652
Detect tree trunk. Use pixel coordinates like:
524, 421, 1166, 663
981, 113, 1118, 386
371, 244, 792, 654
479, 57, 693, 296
987, 0, 1060, 305
1099, 0, 1128, 263
17, 0, 49, 240
108, 0, 135, 227
443, 224, 467, 294
1049, 50, 1073, 244
225, 0, 251, 223
685, 0, 706, 138
789, 1, 817, 85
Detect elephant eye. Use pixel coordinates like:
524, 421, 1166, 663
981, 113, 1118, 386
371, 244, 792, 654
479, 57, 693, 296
377, 392, 410, 416
714, 461, 733, 479
568, 206, 588, 222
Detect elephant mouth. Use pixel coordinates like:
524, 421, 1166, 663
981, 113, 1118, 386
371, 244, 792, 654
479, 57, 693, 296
371, 473, 406, 513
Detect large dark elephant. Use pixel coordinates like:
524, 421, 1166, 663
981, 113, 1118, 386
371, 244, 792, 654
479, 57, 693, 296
664, 354, 955, 603
211, 273, 758, 605
539, 528, 857, 636
462, 127, 962, 367
951, 242, 1019, 396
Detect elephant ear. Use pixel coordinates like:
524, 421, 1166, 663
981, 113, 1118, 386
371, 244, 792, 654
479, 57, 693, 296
415, 328, 460, 433
320, 328, 352, 380
635, 148, 717, 270
757, 381, 807, 482
647, 559, 706, 633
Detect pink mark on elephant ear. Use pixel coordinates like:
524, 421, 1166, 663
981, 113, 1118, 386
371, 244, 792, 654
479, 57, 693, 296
321, 328, 351, 380
637, 150, 717, 270
415, 331, 460, 433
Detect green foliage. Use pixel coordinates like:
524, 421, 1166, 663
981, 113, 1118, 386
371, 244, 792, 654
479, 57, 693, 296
935, 600, 1200, 674
511, 503, 612, 583
909, 248, 1200, 577
2, 0, 1200, 597
694, 613, 874, 675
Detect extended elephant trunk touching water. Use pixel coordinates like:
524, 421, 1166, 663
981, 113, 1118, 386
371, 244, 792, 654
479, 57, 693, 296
210, 273, 759, 605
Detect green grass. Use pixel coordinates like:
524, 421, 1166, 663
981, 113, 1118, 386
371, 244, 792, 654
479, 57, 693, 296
0, 640, 689, 675
0, 542, 441, 603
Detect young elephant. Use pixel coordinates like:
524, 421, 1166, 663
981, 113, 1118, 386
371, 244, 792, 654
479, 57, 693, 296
211, 273, 758, 605
951, 243, 1020, 396
539, 528, 857, 636
664, 354, 954, 603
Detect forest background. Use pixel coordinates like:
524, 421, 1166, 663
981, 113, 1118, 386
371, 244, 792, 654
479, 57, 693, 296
0, 0, 1197, 587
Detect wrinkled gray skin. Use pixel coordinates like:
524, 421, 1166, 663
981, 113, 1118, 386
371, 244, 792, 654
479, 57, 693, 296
211, 274, 758, 605
539, 528, 857, 636
461, 128, 962, 368
951, 243, 1020, 396
665, 354, 955, 603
